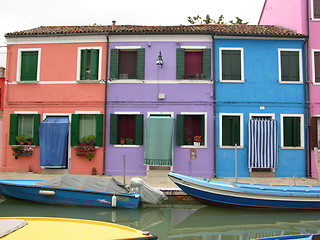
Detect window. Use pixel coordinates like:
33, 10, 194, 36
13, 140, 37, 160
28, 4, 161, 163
9, 114, 40, 145
220, 114, 243, 147
176, 113, 206, 146
109, 114, 143, 145
176, 48, 211, 80
311, 117, 320, 149
71, 114, 103, 146
281, 115, 304, 148
18, 49, 40, 81
220, 48, 243, 81
314, 51, 320, 83
279, 49, 302, 82
79, 49, 100, 80
313, 0, 320, 18
110, 48, 145, 80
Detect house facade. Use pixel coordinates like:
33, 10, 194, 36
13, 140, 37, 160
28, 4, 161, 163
2, 30, 107, 174
1, 24, 306, 177
259, 0, 320, 177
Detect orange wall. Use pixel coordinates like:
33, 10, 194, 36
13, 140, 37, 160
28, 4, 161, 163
2, 41, 107, 175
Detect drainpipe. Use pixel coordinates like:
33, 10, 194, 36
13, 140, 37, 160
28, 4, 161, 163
305, 0, 311, 177
103, 32, 110, 175
212, 34, 216, 177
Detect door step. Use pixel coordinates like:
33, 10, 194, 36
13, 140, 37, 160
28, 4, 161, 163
41, 169, 69, 174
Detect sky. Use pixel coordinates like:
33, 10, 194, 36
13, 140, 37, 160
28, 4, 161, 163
0, 0, 265, 68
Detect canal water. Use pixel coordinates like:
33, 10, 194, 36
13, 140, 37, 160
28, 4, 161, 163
1, 197, 320, 240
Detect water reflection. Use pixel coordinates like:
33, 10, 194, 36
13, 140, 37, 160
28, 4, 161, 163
1, 198, 320, 240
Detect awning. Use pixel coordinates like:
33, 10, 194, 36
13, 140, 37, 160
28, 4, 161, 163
144, 116, 174, 166
248, 118, 278, 168
39, 117, 69, 168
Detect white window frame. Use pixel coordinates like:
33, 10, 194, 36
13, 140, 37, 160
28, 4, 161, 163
278, 48, 303, 83
180, 112, 207, 149
280, 114, 304, 149
219, 113, 244, 148
77, 47, 102, 81
16, 48, 41, 82
219, 47, 244, 83
312, 49, 320, 84
311, 0, 320, 20
14, 111, 39, 138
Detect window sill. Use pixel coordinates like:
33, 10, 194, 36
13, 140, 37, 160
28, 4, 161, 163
113, 144, 140, 148
108, 79, 143, 83
12, 145, 36, 147
279, 81, 303, 84
16, 81, 39, 84
219, 146, 244, 149
180, 145, 207, 149
281, 147, 304, 150
76, 80, 100, 83
219, 80, 244, 83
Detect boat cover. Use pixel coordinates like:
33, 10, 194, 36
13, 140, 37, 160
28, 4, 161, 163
130, 178, 168, 204
37, 175, 129, 194
0, 219, 27, 237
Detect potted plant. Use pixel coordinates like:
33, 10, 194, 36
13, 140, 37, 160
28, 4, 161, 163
15, 135, 26, 145
85, 152, 95, 161
26, 137, 33, 145
86, 135, 96, 144
119, 138, 125, 145
186, 138, 193, 145
125, 137, 134, 145
193, 135, 202, 146
12, 146, 23, 159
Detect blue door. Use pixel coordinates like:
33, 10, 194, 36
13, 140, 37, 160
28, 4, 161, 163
39, 117, 69, 168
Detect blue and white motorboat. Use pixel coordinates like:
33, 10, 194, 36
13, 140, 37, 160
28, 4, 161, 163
0, 175, 143, 209
168, 172, 320, 209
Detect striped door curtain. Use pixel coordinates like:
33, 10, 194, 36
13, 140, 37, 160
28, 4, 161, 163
248, 118, 278, 169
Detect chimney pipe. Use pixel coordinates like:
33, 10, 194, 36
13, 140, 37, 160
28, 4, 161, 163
112, 20, 116, 31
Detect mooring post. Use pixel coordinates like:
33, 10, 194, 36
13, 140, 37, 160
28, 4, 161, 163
123, 155, 126, 186
235, 143, 238, 182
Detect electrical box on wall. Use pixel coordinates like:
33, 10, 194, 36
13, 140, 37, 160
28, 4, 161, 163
158, 93, 165, 100
190, 148, 197, 160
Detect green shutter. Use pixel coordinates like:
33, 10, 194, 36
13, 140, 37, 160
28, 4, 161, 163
71, 114, 80, 146
110, 49, 119, 79
33, 114, 40, 146
110, 114, 118, 144
315, 52, 320, 83
20, 51, 38, 81
200, 115, 205, 145
136, 48, 145, 80
9, 114, 19, 145
222, 116, 240, 146
281, 51, 300, 82
135, 114, 144, 145
202, 48, 211, 80
222, 50, 241, 80
90, 49, 99, 80
284, 117, 300, 147
80, 50, 87, 80
176, 48, 185, 79
95, 114, 103, 147
176, 114, 184, 145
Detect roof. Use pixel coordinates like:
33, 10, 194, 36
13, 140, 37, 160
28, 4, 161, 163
5, 24, 304, 38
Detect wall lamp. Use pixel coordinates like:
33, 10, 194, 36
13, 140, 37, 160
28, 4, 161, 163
156, 51, 163, 67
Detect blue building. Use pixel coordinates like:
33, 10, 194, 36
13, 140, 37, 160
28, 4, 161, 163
215, 37, 307, 177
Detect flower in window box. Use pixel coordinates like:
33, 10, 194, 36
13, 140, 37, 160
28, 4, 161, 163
12, 146, 23, 159
21, 147, 33, 155
193, 136, 202, 142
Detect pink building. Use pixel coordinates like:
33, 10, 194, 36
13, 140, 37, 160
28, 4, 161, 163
2, 32, 107, 174
260, 0, 320, 177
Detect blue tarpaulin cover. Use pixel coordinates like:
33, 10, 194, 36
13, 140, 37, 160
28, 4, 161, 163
39, 117, 69, 168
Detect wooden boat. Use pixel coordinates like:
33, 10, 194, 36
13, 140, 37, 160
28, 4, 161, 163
0, 175, 140, 209
168, 172, 320, 209
0, 217, 158, 240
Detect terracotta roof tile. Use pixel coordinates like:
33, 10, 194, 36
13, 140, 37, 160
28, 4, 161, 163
5, 24, 303, 37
